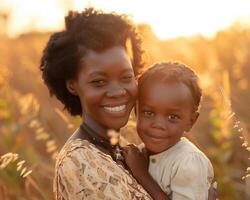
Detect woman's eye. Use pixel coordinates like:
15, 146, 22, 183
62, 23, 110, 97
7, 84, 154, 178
90, 80, 106, 86
143, 111, 154, 117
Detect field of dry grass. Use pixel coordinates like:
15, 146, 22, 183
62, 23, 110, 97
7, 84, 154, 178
0, 24, 250, 199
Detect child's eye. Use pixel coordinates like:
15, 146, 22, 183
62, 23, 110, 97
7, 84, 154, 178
167, 114, 180, 121
143, 111, 154, 117
122, 74, 133, 82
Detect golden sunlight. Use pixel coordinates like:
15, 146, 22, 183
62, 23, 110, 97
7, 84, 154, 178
1, 0, 250, 39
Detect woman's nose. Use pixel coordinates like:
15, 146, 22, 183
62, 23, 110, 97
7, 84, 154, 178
106, 84, 126, 98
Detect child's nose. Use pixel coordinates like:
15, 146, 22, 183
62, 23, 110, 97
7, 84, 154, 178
152, 117, 166, 130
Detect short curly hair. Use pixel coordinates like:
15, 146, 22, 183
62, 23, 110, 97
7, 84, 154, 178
138, 62, 202, 112
40, 8, 144, 116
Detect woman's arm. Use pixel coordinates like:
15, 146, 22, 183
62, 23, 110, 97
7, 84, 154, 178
123, 144, 169, 200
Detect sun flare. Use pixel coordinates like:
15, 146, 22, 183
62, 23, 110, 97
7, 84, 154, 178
1, 0, 250, 39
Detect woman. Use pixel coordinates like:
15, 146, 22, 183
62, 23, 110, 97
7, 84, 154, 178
40, 8, 216, 200
40, 8, 151, 199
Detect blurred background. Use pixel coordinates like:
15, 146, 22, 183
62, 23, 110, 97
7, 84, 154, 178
0, 0, 250, 199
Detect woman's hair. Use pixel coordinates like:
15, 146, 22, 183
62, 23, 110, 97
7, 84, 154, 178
138, 62, 202, 112
40, 8, 144, 116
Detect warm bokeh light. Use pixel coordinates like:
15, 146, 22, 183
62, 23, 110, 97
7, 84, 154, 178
1, 0, 250, 38
1, 1, 250, 200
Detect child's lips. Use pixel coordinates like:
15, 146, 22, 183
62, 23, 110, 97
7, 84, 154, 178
145, 133, 169, 141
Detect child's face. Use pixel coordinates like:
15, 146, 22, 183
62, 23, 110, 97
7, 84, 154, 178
137, 80, 198, 154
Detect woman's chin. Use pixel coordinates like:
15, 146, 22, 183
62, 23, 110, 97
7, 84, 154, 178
107, 120, 127, 131
99, 111, 130, 131
102, 116, 129, 131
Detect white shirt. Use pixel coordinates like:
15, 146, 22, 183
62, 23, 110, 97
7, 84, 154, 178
148, 137, 214, 200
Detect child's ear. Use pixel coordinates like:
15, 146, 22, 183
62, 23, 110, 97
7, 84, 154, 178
192, 111, 199, 125
186, 111, 199, 132
66, 80, 78, 96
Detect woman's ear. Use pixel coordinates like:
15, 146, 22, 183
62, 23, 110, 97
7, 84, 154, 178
134, 101, 137, 116
66, 80, 78, 96
134, 101, 139, 119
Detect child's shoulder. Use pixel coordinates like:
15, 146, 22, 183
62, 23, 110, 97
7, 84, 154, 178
175, 137, 210, 162
166, 138, 213, 183
172, 137, 213, 176
156, 137, 211, 166
156, 137, 204, 161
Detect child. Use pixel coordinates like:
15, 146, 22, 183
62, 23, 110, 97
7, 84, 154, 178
123, 62, 214, 200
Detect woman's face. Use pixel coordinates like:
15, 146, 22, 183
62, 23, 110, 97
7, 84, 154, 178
71, 46, 137, 131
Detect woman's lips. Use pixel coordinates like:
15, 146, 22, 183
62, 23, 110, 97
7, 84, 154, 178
103, 104, 126, 112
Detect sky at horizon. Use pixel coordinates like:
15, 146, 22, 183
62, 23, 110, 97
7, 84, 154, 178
1, 0, 250, 39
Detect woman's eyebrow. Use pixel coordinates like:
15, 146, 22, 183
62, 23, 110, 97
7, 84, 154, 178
89, 69, 133, 76
88, 71, 107, 77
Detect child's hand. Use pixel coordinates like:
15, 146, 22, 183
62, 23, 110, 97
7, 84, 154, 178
123, 144, 170, 200
122, 144, 148, 178
208, 181, 217, 200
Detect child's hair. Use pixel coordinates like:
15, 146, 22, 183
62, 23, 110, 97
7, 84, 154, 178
39, 8, 143, 116
138, 62, 202, 112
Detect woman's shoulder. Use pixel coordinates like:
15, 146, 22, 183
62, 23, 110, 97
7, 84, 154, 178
55, 138, 93, 168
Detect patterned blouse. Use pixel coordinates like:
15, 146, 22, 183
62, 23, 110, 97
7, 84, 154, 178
53, 138, 152, 200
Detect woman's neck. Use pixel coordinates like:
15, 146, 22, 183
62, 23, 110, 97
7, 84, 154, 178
83, 115, 109, 140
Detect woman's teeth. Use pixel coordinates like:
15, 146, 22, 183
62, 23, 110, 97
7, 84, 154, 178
104, 105, 126, 112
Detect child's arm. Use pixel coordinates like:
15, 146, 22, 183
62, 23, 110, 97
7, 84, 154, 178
122, 144, 170, 200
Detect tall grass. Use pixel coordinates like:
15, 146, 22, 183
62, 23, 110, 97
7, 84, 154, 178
0, 25, 250, 199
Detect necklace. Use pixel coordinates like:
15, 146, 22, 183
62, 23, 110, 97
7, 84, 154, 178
80, 123, 126, 167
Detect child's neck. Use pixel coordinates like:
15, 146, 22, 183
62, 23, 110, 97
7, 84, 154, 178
147, 138, 182, 155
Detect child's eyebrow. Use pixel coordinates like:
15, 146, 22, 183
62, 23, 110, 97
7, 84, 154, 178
121, 68, 134, 73
140, 104, 183, 113
139, 103, 153, 108
166, 108, 182, 112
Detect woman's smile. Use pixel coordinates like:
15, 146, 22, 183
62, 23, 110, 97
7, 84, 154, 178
103, 104, 127, 113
